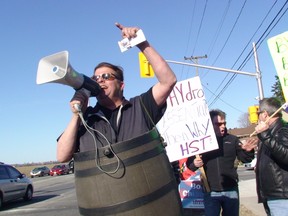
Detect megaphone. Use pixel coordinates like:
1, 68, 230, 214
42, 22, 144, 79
36, 51, 101, 96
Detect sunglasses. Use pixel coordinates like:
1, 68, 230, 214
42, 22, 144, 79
92, 73, 120, 82
214, 122, 226, 126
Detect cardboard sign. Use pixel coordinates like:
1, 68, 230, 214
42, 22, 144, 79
267, 31, 288, 102
157, 76, 218, 162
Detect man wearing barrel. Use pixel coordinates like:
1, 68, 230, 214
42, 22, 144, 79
57, 23, 183, 216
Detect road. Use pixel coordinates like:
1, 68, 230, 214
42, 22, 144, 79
0, 174, 79, 216
0, 166, 255, 216
238, 165, 256, 181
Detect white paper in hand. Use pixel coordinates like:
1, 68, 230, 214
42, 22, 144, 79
118, 29, 146, 52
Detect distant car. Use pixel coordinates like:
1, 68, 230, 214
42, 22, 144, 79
68, 160, 74, 174
50, 164, 69, 176
0, 163, 33, 209
244, 158, 257, 170
30, 166, 50, 178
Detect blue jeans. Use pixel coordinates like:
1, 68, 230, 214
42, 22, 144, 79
267, 199, 288, 216
204, 189, 239, 216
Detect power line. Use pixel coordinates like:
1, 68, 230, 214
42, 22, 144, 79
208, 0, 248, 105
191, 0, 208, 56
208, 0, 288, 108
205, 0, 232, 66
182, 2, 197, 80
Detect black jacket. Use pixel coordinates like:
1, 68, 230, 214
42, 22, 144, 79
256, 118, 288, 202
187, 132, 254, 192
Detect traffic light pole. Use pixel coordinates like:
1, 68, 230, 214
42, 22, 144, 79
166, 43, 264, 100
253, 42, 264, 100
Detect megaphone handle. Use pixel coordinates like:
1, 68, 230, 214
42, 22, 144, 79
79, 75, 102, 96
74, 104, 82, 112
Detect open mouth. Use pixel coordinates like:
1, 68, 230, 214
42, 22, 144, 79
220, 128, 225, 135
100, 85, 107, 90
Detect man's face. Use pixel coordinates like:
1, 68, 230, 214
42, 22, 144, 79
93, 66, 124, 102
257, 109, 267, 123
212, 115, 226, 137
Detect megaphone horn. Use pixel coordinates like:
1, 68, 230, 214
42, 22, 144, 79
36, 51, 101, 96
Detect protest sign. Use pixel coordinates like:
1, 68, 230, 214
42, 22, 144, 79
267, 31, 288, 102
157, 76, 218, 162
178, 171, 204, 209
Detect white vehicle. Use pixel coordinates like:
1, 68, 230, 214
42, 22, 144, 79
244, 158, 257, 169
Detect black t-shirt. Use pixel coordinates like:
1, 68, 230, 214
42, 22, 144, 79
97, 105, 120, 134
75, 87, 167, 151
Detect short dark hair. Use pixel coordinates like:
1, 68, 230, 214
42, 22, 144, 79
94, 62, 124, 81
209, 109, 226, 120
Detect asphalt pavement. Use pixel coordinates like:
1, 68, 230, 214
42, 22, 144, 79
239, 179, 266, 216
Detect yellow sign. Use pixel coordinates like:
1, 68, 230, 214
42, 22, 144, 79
248, 105, 259, 124
267, 31, 288, 102
138, 52, 154, 78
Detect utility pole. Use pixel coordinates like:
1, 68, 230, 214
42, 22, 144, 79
166, 43, 264, 100
184, 55, 208, 75
252, 42, 264, 100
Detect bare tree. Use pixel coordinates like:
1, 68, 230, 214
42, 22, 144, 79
235, 76, 284, 129
237, 112, 251, 128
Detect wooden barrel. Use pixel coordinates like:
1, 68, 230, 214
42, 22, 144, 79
73, 128, 183, 216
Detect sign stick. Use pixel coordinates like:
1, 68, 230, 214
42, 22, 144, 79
196, 154, 210, 192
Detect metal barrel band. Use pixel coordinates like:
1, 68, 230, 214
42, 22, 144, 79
78, 179, 176, 216
74, 128, 160, 161
74, 144, 164, 178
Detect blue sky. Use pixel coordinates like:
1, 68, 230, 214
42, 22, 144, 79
1, 1, 287, 164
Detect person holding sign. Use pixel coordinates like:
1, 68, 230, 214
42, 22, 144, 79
186, 109, 256, 216
250, 97, 288, 216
